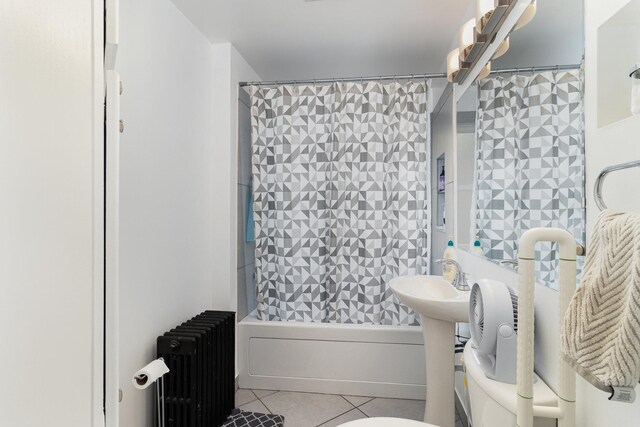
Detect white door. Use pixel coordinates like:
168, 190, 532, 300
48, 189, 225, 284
105, 1, 121, 426
0, 0, 105, 426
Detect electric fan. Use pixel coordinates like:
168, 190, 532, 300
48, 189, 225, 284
469, 279, 518, 384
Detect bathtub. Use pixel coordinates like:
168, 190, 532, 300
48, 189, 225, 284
237, 312, 426, 399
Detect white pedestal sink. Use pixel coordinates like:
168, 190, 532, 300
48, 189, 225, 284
389, 275, 470, 427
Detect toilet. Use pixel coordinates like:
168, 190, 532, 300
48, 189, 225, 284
338, 341, 559, 427
338, 418, 437, 426
464, 342, 558, 427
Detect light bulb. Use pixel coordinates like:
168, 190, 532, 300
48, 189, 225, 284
476, 0, 495, 33
514, 0, 537, 30
459, 18, 477, 60
447, 49, 461, 82
492, 37, 509, 59
478, 62, 491, 80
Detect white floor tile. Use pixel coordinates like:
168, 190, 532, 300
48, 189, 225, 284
342, 396, 374, 407
359, 398, 425, 421
239, 399, 271, 414
253, 389, 278, 399
235, 389, 257, 407
318, 408, 367, 427
260, 391, 353, 427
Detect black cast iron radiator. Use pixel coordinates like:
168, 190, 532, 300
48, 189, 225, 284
157, 310, 235, 427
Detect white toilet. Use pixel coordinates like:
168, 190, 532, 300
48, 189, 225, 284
338, 340, 559, 427
338, 418, 437, 427
464, 342, 557, 427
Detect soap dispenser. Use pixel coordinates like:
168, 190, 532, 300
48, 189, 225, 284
442, 237, 457, 281
471, 238, 483, 257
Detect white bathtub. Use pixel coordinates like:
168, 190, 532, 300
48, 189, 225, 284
237, 313, 426, 399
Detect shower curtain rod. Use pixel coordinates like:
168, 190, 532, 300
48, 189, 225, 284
239, 72, 446, 87
238, 64, 582, 87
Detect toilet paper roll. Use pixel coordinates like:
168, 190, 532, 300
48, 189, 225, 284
132, 358, 170, 390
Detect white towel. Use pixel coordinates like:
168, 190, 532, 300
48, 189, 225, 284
561, 210, 640, 391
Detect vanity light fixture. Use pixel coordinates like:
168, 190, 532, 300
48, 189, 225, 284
514, 0, 537, 30
459, 19, 476, 58
459, 18, 491, 63
478, 62, 491, 80
492, 36, 510, 59
447, 48, 462, 83
451, 0, 527, 85
476, 0, 512, 35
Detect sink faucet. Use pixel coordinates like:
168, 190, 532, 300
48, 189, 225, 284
434, 258, 470, 291
499, 259, 519, 267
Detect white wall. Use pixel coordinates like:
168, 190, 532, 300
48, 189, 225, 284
576, 1, 640, 425
210, 43, 261, 379
117, 1, 216, 425
211, 43, 261, 313
0, 0, 103, 425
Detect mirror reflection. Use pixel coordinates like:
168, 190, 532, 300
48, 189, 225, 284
455, 0, 585, 288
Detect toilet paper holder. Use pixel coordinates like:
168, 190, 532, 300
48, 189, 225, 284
133, 358, 170, 427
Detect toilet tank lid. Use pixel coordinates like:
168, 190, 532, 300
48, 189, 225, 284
337, 418, 438, 427
463, 343, 558, 412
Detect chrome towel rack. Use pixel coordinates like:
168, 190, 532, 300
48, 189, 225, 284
595, 160, 640, 210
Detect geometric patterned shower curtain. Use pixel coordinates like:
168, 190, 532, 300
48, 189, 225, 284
472, 70, 585, 288
250, 81, 431, 325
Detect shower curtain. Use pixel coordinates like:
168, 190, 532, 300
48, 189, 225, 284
472, 70, 585, 287
250, 81, 431, 325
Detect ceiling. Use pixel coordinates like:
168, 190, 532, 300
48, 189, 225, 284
170, 0, 470, 81
170, 0, 584, 82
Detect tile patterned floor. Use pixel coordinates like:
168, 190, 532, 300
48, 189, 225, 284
235, 389, 464, 427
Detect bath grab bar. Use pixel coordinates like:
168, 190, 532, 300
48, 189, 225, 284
517, 228, 577, 427
594, 160, 640, 210
500, 242, 585, 263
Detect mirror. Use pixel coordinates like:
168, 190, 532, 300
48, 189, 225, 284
454, 0, 586, 289
455, 84, 477, 254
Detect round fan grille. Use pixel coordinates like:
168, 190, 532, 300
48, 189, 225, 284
468, 281, 520, 384
470, 284, 484, 343
469, 280, 519, 354
508, 286, 518, 332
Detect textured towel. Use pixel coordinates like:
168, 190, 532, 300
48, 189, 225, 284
561, 210, 640, 391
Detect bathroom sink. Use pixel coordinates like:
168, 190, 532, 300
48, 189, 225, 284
389, 275, 471, 427
389, 275, 470, 322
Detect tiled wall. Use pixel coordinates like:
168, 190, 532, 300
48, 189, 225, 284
237, 88, 257, 320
